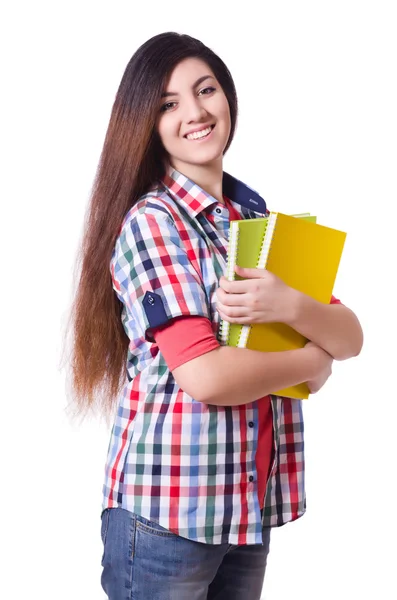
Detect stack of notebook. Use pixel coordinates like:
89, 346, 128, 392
219, 212, 347, 399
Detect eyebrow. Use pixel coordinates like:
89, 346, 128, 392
161, 75, 214, 98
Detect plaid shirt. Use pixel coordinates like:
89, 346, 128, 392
102, 165, 305, 545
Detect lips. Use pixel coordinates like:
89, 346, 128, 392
184, 124, 215, 140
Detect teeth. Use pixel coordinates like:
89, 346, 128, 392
186, 126, 212, 140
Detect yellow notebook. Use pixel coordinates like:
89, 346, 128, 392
220, 212, 347, 399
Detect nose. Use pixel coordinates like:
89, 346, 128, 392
183, 95, 208, 123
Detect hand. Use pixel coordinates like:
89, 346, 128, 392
216, 265, 298, 325
304, 341, 333, 394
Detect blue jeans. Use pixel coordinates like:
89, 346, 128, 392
100, 508, 271, 600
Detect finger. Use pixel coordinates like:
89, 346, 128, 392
219, 275, 231, 287
217, 303, 250, 320
218, 276, 234, 292
235, 265, 267, 279
307, 381, 318, 394
217, 307, 253, 325
217, 288, 250, 307
219, 276, 248, 294
219, 277, 251, 295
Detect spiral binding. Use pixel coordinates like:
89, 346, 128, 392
257, 212, 277, 269
237, 213, 277, 348
219, 221, 240, 345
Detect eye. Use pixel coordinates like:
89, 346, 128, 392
198, 86, 216, 96
160, 101, 177, 113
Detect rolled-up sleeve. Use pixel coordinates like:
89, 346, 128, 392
111, 210, 211, 341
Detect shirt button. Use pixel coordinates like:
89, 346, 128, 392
248, 421, 254, 428
249, 475, 254, 482
215, 207, 222, 214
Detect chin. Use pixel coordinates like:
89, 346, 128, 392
187, 147, 225, 165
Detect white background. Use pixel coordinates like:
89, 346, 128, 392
1, 1, 396, 598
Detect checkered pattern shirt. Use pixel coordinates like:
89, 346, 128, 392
102, 165, 306, 545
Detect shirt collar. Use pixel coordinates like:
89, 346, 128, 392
160, 165, 267, 218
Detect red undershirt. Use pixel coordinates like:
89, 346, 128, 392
153, 196, 341, 509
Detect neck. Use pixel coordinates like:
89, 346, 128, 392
170, 158, 225, 204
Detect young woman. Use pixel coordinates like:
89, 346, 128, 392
69, 32, 363, 600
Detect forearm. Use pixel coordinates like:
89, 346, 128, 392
289, 292, 363, 360
173, 345, 319, 406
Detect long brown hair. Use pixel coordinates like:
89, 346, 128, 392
66, 32, 238, 418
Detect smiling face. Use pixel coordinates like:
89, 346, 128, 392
156, 57, 231, 175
